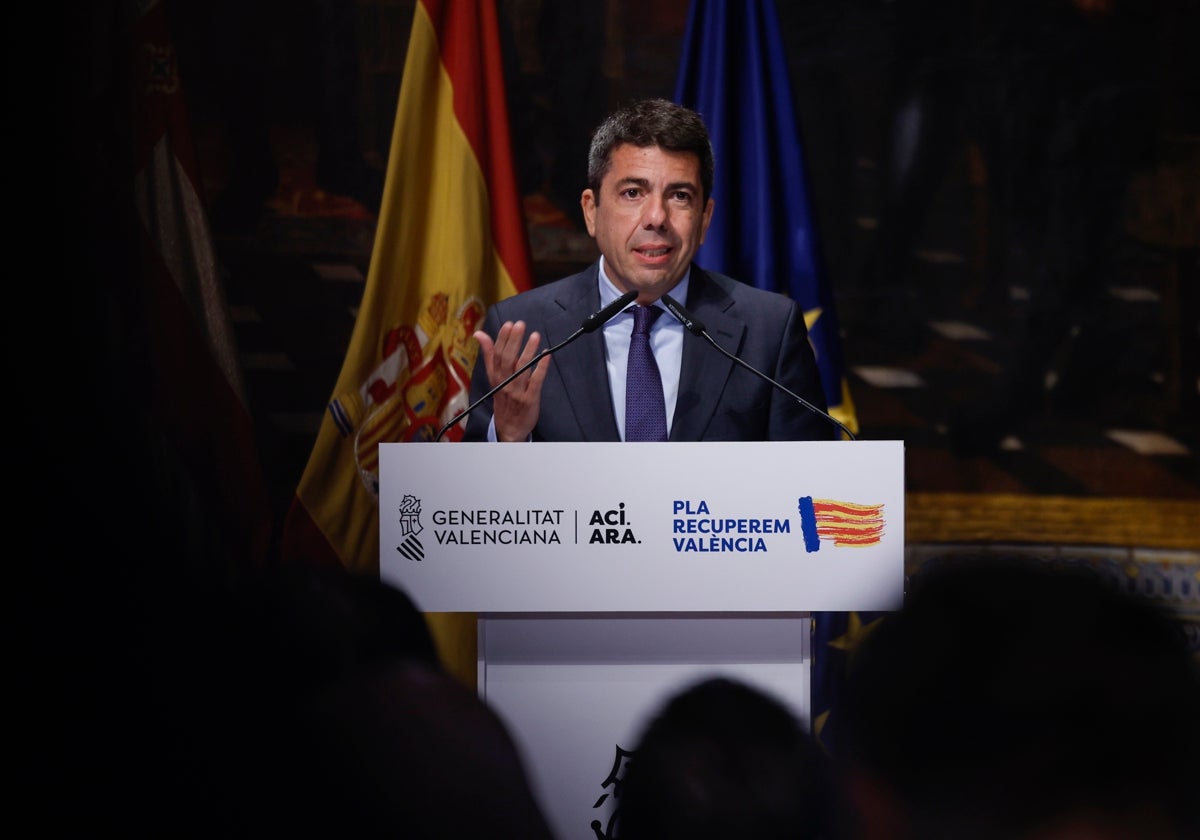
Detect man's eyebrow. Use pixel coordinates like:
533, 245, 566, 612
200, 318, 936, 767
665, 180, 698, 194
613, 176, 650, 191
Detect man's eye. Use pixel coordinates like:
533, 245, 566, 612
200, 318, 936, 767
622, 188, 641, 199
673, 191, 693, 202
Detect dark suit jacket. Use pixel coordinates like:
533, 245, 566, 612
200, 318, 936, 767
463, 263, 835, 442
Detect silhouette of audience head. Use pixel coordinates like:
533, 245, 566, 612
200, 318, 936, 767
834, 556, 1200, 840
75, 565, 553, 838
282, 655, 555, 839
617, 676, 840, 840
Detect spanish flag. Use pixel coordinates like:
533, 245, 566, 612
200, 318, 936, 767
281, 0, 532, 686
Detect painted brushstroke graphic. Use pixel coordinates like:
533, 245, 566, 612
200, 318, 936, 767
798, 496, 885, 552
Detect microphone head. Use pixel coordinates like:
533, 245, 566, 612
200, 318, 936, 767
582, 289, 638, 333
662, 294, 706, 335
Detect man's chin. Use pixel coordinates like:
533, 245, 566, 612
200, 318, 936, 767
634, 267, 685, 291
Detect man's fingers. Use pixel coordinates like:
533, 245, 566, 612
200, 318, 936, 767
494, 320, 526, 364
516, 330, 543, 373
528, 353, 550, 391
478, 322, 547, 391
473, 329, 494, 357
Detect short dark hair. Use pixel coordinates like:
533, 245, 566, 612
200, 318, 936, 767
617, 677, 838, 840
586, 98, 714, 202
835, 556, 1200, 839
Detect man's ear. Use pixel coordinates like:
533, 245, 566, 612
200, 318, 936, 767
580, 189, 597, 236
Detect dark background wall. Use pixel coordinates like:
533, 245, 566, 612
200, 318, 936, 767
168, 0, 1198, 295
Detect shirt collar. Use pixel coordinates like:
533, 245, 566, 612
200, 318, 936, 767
597, 255, 691, 313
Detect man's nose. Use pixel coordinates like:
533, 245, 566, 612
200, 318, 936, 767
641, 194, 668, 229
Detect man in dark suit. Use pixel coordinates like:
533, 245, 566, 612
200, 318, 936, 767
465, 98, 833, 443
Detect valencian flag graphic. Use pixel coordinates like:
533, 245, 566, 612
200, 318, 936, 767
673, 0, 857, 436
281, 0, 533, 685
674, 0, 867, 750
798, 497, 886, 551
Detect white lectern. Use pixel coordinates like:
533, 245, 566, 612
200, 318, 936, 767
381, 441, 903, 840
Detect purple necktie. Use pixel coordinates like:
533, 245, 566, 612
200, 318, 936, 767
625, 305, 667, 441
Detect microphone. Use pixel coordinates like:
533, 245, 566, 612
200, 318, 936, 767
661, 294, 856, 441
581, 288, 640, 333
435, 289, 639, 441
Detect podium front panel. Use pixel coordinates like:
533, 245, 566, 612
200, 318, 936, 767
380, 440, 904, 613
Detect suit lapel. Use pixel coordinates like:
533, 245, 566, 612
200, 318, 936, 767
671, 268, 743, 441
545, 266, 621, 441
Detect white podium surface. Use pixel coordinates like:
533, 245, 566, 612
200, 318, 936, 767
379, 440, 904, 840
380, 440, 904, 612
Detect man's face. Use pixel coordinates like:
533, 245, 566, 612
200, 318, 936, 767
580, 143, 714, 303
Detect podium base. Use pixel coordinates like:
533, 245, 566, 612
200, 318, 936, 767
478, 613, 811, 840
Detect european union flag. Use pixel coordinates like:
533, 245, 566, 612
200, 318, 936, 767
673, 0, 857, 435
811, 610, 887, 753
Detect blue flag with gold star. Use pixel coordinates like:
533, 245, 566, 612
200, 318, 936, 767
673, 0, 857, 435
811, 610, 887, 752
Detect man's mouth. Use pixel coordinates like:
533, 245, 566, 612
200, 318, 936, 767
639, 247, 671, 258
